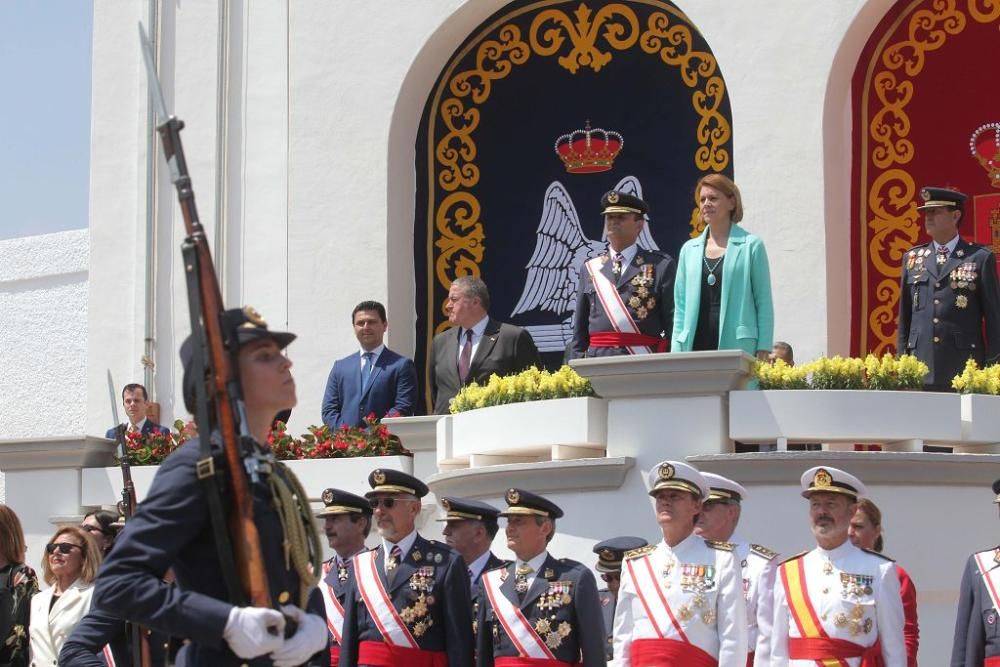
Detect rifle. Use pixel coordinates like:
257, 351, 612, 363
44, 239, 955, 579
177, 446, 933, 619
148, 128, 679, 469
137, 24, 276, 613
105, 370, 152, 667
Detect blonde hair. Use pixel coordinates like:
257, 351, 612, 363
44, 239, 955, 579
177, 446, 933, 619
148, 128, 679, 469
695, 173, 744, 224
40, 526, 102, 586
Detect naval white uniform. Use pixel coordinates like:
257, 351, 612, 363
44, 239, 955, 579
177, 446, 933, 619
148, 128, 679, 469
730, 536, 777, 666
612, 534, 747, 666
771, 541, 906, 666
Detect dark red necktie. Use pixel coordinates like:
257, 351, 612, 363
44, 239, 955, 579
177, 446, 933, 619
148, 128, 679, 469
458, 329, 473, 384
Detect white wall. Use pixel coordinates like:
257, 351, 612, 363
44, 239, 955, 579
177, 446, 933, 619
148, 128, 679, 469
0, 229, 89, 439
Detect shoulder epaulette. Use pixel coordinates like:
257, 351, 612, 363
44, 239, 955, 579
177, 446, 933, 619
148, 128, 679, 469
624, 544, 656, 560
485, 560, 512, 573
779, 551, 808, 565
749, 544, 778, 561
705, 540, 735, 552
862, 547, 895, 562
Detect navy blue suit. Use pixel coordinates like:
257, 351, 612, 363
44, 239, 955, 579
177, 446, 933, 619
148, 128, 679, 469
59, 608, 131, 667
105, 420, 171, 440
338, 536, 473, 667
91, 436, 327, 666
471, 554, 506, 638
476, 555, 607, 667
307, 555, 357, 664
321, 348, 418, 429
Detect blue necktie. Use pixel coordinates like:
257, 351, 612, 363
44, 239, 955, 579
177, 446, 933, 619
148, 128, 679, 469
361, 352, 375, 392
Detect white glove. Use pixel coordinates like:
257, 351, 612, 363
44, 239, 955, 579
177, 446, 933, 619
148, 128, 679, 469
223, 606, 286, 659
270, 604, 328, 667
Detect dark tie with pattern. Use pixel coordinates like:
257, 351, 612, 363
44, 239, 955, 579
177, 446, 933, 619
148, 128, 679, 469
515, 563, 533, 602
458, 329, 473, 384
613, 252, 625, 277
386, 545, 402, 581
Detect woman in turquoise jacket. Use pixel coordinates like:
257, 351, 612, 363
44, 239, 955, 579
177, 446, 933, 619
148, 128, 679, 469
671, 174, 774, 359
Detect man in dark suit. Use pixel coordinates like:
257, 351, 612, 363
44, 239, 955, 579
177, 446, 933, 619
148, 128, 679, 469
105, 383, 170, 440
339, 469, 473, 667
950, 477, 1000, 666
571, 190, 676, 358
898, 186, 1000, 391
430, 277, 540, 414
322, 301, 418, 428
476, 488, 606, 667
310, 488, 372, 666
438, 497, 505, 637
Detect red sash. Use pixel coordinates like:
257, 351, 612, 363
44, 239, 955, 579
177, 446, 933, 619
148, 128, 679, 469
985, 658, 1000, 666
495, 658, 579, 667
746, 651, 754, 667
589, 332, 667, 351
630, 638, 717, 667
329, 645, 340, 667
357, 640, 447, 667
789, 637, 878, 659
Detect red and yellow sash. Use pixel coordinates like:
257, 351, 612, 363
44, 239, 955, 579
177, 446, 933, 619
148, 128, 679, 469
779, 558, 849, 667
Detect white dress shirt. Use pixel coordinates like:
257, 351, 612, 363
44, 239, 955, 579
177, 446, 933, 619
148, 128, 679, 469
467, 549, 493, 590
932, 234, 960, 258
381, 529, 418, 567
456, 315, 490, 365
730, 535, 778, 665
515, 550, 550, 592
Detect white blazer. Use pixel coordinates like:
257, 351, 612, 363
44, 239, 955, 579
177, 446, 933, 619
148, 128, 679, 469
28, 578, 94, 667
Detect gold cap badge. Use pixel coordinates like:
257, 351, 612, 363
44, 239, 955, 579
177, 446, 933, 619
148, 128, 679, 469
440, 498, 451, 511
373, 470, 386, 485
920, 188, 930, 201
658, 463, 675, 480
507, 488, 520, 505
242, 305, 267, 327
321, 488, 334, 505
607, 191, 620, 204
599, 548, 616, 562
814, 469, 832, 488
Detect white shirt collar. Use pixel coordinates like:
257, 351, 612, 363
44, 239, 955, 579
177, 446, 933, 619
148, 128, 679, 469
518, 550, 549, 575
383, 529, 418, 560
128, 417, 148, 433
816, 539, 855, 560
467, 550, 494, 582
461, 315, 490, 340
608, 242, 639, 266
360, 343, 385, 360
933, 235, 960, 254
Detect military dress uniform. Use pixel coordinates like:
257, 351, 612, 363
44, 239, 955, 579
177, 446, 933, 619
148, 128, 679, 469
700, 472, 779, 666
593, 537, 648, 662
338, 470, 473, 667
436, 497, 505, 641
897, 187, 1000, 390
949, 478, 1000, 666
309, 488, 373, 667
612, 462, 747, 666
571, 191, 676, 358
771, 467, 906, 667
476, 489, 606, 667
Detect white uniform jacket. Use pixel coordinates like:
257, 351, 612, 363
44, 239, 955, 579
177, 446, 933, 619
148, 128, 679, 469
612, 534, 748, 666
731, 537, 778, 666
771, 541, 905, 667
29, 578, 95, 667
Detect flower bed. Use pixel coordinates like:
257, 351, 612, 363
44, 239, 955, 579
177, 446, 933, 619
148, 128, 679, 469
754, 354, 928, 390
450, 365, 594, 413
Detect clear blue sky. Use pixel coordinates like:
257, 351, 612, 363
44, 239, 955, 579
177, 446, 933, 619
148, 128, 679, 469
0, 0, 92, 241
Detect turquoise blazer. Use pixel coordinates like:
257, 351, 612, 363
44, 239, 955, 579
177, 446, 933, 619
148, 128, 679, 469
671, 224, 774, 355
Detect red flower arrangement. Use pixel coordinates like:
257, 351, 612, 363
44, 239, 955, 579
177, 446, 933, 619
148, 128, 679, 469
113, 420, 194, 466
269, 413, 410, 461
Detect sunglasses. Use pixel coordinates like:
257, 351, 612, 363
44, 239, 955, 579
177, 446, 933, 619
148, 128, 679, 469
368, 497, 415, 510
80, 524, 106, 535
600, 572, 620, 583
46, 543, 83, 555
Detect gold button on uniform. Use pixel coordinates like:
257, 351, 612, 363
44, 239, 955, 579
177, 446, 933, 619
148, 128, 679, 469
278, 591, 291, 604
934, 336, 940, 343
934, 299, 941, 304
933, 317, 939, 323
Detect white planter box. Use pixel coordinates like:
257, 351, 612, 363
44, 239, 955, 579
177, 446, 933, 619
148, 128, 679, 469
444, 397, 607, 465
960, 394, 1000, 447
81, 455, 413, 508
730, 390, 962, 447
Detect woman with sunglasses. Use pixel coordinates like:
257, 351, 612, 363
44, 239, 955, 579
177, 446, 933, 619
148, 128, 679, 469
0, 505, 39, 667
80, 510, 120, 557
28, 526, 101, 665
